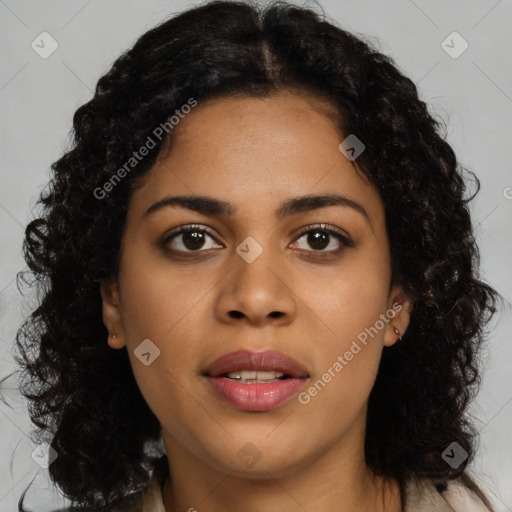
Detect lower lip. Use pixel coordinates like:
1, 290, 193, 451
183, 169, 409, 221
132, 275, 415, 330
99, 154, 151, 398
205, 376, 308, 411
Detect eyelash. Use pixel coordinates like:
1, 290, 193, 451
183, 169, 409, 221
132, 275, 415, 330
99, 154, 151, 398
160, 223, 354, 257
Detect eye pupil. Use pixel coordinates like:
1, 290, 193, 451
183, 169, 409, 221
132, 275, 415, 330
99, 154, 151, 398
308, 231, 329, 250
183, 230, 205, 250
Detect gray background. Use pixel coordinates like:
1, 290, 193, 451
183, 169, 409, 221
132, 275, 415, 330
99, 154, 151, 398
1, 0, 511, 510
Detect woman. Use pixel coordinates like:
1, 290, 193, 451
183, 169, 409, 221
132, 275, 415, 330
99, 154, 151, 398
5, 0, 503, 510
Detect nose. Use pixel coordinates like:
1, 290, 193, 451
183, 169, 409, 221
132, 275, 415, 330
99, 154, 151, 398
214, 242, 297, 327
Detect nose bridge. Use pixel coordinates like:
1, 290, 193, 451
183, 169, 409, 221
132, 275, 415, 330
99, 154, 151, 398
233, 233, 283, 295
218, 231, 295, 323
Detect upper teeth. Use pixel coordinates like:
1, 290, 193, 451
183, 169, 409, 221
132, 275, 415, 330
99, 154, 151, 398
226, 370, 284, 380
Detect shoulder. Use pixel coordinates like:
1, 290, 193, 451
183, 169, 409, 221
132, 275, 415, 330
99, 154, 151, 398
51, 496, 144, 512
404, 477, 493, 512
442, 480, 494, 512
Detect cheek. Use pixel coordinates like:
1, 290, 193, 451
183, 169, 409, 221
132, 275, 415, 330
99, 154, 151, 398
330, 277, 389, 346
297, 284, 386, 429
302, 252, 390, 351
118, 273, 205, 442
297, 252, 390, 403
119, 241, 208, 343
117, 250, 210, 407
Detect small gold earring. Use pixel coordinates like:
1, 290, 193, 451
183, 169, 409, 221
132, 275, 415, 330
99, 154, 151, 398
393, 326, 401, 341
110, 334, 117, 339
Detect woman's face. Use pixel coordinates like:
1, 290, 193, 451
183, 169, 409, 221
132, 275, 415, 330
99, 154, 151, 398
101, 90, 411, 478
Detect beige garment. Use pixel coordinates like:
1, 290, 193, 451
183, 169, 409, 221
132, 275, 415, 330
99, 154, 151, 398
113, 459, 490, 512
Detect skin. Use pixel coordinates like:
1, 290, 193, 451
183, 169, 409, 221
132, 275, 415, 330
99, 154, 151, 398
100, 90, 413, 511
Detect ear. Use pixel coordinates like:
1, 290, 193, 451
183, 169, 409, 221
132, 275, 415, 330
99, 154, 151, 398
99, 277, 126, 349
383, 285, 413, 347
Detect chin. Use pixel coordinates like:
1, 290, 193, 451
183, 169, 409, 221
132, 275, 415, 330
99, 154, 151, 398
200, 439, 313, 479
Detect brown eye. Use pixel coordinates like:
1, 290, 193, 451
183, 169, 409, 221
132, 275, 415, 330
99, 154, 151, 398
292, 224, 354, 253
302, 231, 330, 250
162, 225, 222, 253
179, 229, 208, 250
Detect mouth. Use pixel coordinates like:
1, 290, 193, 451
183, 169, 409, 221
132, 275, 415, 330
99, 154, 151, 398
202, 350, 310, 411
221, 369, 290, 383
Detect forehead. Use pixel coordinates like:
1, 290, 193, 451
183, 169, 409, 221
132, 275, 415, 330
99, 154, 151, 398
127, 91, 384, 229
167, 91, 343, 152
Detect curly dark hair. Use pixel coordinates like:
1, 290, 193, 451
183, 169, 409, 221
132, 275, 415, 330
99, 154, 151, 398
1, 0, 503, 510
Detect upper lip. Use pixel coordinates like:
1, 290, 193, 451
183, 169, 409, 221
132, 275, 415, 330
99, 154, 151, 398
203, 350, 310, 378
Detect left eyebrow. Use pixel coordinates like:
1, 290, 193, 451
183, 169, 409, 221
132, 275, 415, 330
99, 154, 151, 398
142, 193, 373, 229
